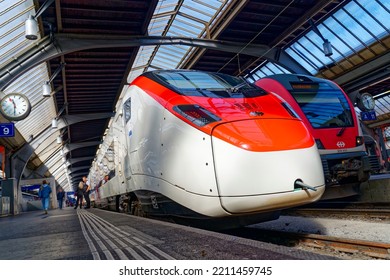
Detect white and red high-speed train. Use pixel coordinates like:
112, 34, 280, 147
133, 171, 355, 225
92, 70, 325, 229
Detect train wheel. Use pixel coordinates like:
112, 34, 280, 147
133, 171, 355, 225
129, 195, 145, 217
115, 195, 120, 212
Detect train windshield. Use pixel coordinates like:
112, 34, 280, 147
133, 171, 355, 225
152, 71, 267, 98
290, 82, 353, 128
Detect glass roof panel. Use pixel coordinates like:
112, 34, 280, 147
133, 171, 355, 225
127, 0, 231, 83
0, 0, 38, 67
353, 0, 388, 37
169, 24, 199, 37
175, 14, 205, 29
374, 92, 390, 116
321, 19, 358, 57
265, 63, 290, 75
153, 0, 178, 14
285, 43, 318, 74
333, 8, 372, 47
45, 151, 62, 167
34, 133, 61, 160
251, 0, 390, 78
180, 5, 214, 21
247, 62, 290, 81
0, 0, 70, 190
248, 0, 390, 122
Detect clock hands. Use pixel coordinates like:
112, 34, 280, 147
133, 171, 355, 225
9, 98, 17, 115
1, 93, 31, 121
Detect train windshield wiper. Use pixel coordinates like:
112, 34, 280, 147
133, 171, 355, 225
337, 127, 346, 136
230, 82, 248, 93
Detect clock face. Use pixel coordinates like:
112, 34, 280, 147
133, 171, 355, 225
361, 94, 375, 110
0, 93, 32, 121
359, 93, 375, 111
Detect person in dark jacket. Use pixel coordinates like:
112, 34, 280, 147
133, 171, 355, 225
74, 180, 84, 209
57, 187, 65, 209
38, 180, 52, 214
83, 176, 91, 209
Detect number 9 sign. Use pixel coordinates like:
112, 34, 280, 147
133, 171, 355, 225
0, 123, 15, 137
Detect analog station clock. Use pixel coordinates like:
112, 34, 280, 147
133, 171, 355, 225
0, 93, 32, 121
357, 92, 375, 111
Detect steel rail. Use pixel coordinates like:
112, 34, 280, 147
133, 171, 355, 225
283, 208, 390, 220
253, 229, 390, 259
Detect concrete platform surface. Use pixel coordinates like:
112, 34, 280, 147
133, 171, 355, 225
0, 207, 337, 260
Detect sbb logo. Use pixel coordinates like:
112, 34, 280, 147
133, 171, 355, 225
337, 141, 346, 148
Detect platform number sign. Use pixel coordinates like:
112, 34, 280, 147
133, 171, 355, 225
360, 111, 377, 121
0, 123, 15, 137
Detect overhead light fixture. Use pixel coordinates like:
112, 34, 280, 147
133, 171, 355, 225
42, 81, 51, 97
25, 15, 38, 40
323, 39, 333, 57
42, 62, 66, 97
308, 18, 333, 57
56, 136, 62, 144
51, 104, 66, 130
52, 118, 58, 129
25, 0, 56, 40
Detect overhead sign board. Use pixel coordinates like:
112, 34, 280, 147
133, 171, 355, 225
0, 123, 15, 137
360, 111, 377, 121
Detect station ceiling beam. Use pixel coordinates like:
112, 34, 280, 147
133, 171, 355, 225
0, 33, 309, 90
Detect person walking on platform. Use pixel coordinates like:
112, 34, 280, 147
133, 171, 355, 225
74, 179, 84, 209
57, 187, 65, 209
38, 180, 52, 214
82, 176, 91, 209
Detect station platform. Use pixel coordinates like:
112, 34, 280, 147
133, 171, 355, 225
359, 173, 390, 203
0, 207, 336, 260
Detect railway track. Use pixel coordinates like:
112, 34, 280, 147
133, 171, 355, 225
101, 202, 390, 259
282, 208, 390, 220
264, 205, 390, 258
224, 227, 390, 259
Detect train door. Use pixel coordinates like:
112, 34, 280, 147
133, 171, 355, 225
123, 85, 163, 178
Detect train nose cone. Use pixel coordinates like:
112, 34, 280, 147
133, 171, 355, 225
211, 119, 325, 213
212, 118, 314, 152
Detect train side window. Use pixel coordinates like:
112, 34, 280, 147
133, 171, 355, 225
124, 98, 131, 123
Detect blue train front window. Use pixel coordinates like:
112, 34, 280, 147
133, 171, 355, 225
290, 82, 353, 128
152, 70, 266, 98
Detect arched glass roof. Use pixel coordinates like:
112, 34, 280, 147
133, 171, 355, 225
247, 0, 390, 120
1, 0, 389, 192
1, 0, 69, 190
249, 0, 390, 78
286, 0, 389, 75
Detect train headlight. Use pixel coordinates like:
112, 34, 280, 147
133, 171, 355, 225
356, 136, 364, 146
173, 105, 221, 127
